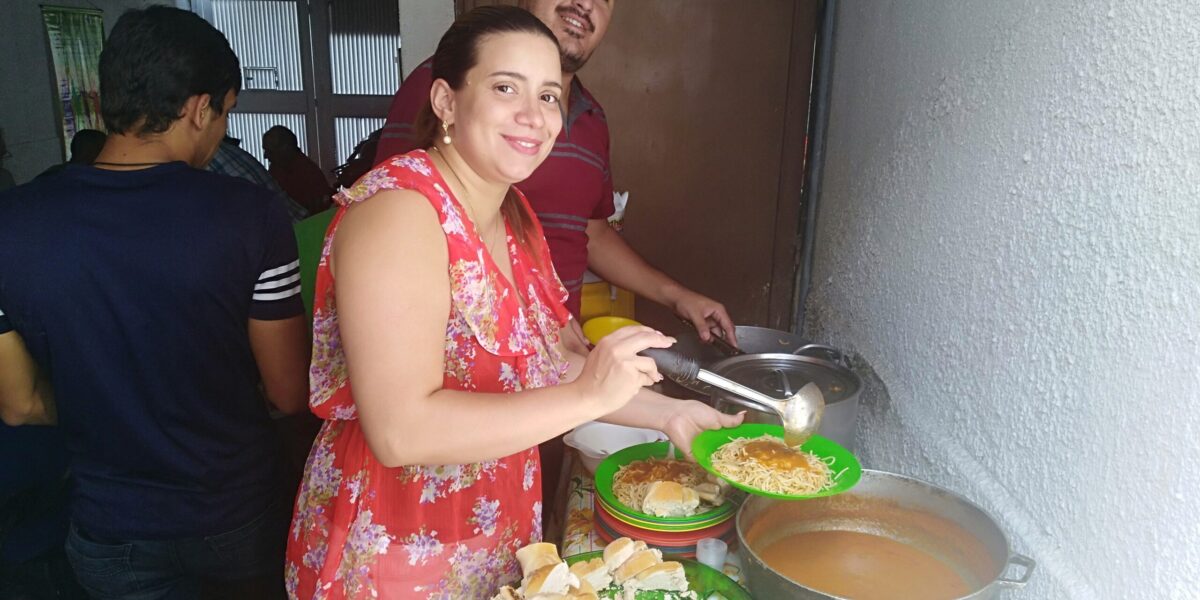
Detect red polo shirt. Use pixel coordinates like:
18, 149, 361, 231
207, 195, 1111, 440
376, 60, 615, 317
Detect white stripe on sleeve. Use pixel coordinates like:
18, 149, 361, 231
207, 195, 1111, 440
254, 273, 301, 291
253, 286, 302, 302
258, 259, 300, 281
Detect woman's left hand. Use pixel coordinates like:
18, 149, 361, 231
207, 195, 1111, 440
660, 401, 744, 460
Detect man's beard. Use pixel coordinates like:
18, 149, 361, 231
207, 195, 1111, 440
560, 48, 586, 74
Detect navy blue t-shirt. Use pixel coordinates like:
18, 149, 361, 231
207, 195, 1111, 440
0, 162, 304, 540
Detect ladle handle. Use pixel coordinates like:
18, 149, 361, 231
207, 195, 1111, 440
639, 347, 700, 386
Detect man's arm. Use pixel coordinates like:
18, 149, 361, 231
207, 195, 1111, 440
585, 219, 737, 344
248, 316, 310, 415
0, 331, 55, 426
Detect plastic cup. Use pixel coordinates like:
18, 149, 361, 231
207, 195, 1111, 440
696, 537, 728, 571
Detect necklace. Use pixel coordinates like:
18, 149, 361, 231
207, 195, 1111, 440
92, 161, 171, 168
430, 148, 507, 261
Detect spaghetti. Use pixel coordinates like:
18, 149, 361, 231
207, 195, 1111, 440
611, 458, 707, 511
710, 435, 832, 495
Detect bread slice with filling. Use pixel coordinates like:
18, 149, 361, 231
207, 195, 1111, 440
612, 548, 664, 584
521, 561, 577, 597
568, 557, 612, 592
625, 561, 689, 593
516, 542, 562, 578
641, 481, 701, 517
602, 537, 638, 572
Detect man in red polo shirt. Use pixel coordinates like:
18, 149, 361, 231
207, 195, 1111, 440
375, 0, 735, 347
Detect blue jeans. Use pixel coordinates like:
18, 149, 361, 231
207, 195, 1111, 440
63, 500, 288, 600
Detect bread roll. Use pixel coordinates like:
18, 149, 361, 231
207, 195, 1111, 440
641, 481, 701, 517
490, 586, 520, 600
521, 562, 575, 596
602, 537, 637, 571
568, 557, 612, 592
694, 482, 724, 505
626, 561, 689, 593
516, 542, 562, 578
565, 580, 599, 600
612, 549, 663, 584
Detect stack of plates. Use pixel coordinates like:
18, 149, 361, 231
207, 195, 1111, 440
592, 442, 738, 558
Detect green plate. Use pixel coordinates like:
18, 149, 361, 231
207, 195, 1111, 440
691, 423, 862, 500
564, 551, 751, 600
595, 442, 736, 524
595, 495, 732, 533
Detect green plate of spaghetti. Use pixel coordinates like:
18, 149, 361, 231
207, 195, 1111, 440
594, 442, 736, 525
692, 423, 861, 500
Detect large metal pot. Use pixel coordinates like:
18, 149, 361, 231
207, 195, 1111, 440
710, 345, 861, 449
736, 470, 1035, 599
656, 326, 811, 400
670, 325, 812, 366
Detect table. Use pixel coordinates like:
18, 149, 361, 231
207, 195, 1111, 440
555, 450, 746, 584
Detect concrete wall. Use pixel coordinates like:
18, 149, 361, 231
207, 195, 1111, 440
806, 1, 1200, 598
0, 0, 155, 185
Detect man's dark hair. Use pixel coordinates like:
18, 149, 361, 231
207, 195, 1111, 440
264, 126, 299, 150
69, 129, 107, 164
100, 6, 241, 136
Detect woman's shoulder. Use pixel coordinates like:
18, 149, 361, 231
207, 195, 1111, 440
334, 149, 441, 207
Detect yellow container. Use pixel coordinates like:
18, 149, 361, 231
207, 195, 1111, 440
580, 281, 636, 323
582, 316, 641, 345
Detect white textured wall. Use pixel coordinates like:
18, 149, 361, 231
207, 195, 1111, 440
806, 1, 1200, 598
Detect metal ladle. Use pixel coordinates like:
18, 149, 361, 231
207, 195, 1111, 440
641, 348, 825, 446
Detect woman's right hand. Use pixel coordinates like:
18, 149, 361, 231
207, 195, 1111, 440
573, 326, 674, 412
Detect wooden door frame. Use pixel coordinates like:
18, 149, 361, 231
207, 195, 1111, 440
766, 0, 822, 332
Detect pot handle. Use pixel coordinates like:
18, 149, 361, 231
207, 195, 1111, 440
793, 343, 852, 369
995, 553, 1036, 588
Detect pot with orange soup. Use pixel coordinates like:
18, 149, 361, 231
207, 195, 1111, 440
736, 470, 1035, 599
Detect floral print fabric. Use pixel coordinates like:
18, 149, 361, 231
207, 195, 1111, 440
286, 150, 571, 599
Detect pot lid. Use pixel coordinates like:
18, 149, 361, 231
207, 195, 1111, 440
710, 353, 860, 404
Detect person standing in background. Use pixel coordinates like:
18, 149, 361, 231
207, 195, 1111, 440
263, 125, 333, 215
0, 7, 309, 598
208, 135, 309, 223
37, 129, 108, 179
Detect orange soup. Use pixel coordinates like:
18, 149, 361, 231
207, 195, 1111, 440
758, 530, 974, 600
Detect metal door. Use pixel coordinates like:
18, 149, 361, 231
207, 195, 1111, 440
192, 0, 399, 172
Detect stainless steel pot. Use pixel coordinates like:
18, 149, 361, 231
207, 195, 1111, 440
710, 345, 861, 449
656, 326, 812, 400
669, 325, 811, 366
736, 470, 1035, 599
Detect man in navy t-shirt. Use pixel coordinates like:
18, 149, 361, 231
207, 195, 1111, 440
0, 7, 309, 598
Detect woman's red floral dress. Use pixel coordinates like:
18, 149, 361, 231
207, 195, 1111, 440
285, 150, 571, 599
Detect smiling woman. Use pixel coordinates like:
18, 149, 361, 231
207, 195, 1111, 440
280, 6, 738, 599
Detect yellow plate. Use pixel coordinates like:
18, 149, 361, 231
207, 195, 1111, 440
582, 316, 641, 345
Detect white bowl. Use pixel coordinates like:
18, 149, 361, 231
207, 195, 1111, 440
563, 421, 667, 474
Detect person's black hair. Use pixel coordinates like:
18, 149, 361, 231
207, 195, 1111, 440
69, 129, 107, 164
264, 126, 300, 150
100, 6, 240, 136
415, 5, 559, 255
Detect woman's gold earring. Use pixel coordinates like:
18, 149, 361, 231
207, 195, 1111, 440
442, 122, 452, 145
